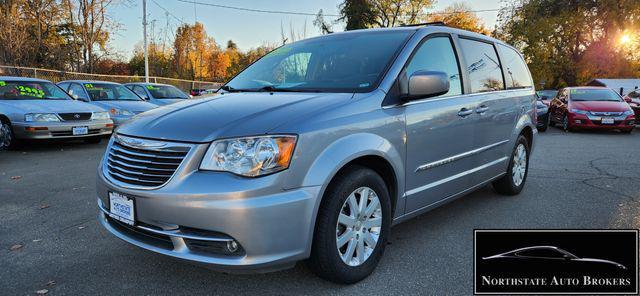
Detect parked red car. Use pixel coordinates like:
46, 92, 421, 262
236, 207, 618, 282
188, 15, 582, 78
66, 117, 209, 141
622, 90, 640, 122
548, 87, 635, 133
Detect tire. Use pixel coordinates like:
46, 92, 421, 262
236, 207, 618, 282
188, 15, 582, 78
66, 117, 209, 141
562, 114, 571, 132
538, 116, 548, 132
548, 118, 556, 127
0, 119, 20, 151
84, 136, 102, 144
621, 128, 633, 134
308, 165, 391, 284
492, 135, 530, 195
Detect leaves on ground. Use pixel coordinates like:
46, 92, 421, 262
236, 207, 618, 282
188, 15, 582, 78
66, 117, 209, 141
46, 280, 56, 286
36, 289, 48, 295
9, 244, 23, 251
40, 204, 50, 209
10, 175, 21, 180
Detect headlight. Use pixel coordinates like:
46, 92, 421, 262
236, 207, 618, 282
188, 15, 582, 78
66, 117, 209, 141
200, 135, 297, 177
91, 111, 110, 120
109, 108, 134, 116
570, 109, 589, 115
623, 110, 634, 116
24, 113, 60, 122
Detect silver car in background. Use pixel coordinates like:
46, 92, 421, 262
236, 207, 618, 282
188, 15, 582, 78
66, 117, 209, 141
57, 80, 157, 126
124, 83, 191, 106
0, 77, 113, 150
97, 25, 536, 283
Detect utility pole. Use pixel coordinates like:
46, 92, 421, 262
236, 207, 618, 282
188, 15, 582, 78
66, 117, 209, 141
143, 0, 150, 83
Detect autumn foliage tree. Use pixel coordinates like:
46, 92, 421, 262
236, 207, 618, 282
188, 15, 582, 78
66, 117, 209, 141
496, 0, 640, 88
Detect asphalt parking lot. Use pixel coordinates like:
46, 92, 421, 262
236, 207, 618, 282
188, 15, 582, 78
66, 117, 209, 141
1, 127, 639, 295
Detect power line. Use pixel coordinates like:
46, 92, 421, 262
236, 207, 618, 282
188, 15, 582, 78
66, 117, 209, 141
151, 0, 186, 24
176, 0, 502, 18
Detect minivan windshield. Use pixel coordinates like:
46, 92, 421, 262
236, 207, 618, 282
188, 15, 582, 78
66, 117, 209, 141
569, 89, 622, 102
225, 31, 413, 93
147, 85, 189, 99
85, 83, 142, 101
0, 80, 71, 100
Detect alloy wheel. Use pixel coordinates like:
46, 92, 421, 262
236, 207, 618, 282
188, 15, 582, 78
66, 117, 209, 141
512, 144, 527, 186
0, 122, 11, 150
335, 186, 382, 267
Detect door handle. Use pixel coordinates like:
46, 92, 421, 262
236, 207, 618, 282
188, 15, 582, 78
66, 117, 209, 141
476, 105, 489, 114
457, 108, 474, 117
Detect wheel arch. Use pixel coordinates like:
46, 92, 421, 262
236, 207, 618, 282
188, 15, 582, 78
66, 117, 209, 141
299, 133, 405, 256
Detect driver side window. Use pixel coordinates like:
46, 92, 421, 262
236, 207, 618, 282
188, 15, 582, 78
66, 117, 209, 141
405, 36, 462, 98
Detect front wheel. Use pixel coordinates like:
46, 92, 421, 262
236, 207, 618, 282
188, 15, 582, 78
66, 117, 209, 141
562, 114, 572, 132
492, 135, 530, 195
308, 165, 391, 284
0, 120, 19, 151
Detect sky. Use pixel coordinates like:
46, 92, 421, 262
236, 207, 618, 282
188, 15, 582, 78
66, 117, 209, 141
110, 0, 503, 59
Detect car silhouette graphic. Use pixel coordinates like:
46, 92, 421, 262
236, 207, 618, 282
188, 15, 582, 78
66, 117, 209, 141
482, 246, 627, 272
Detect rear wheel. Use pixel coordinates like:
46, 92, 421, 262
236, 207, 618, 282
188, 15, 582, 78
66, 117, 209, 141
308, 165, 391, 284
492, 135, 530, 195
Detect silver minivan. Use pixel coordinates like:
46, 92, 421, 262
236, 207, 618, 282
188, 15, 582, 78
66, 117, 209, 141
96, 25, 536, 283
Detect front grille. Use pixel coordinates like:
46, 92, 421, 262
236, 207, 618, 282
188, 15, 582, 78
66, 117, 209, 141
590, 111, 623, 116
58, 112, 92, 121
106, 136, 190, 188
105, 215, 174, 250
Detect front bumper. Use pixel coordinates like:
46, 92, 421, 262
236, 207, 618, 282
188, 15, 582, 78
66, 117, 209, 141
13, 120, 113, 139
568, 113, 635, 130
96, 137, 321, 271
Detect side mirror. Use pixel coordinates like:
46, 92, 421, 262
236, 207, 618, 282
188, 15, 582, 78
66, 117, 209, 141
540, 96, 548, 100
563, 254, 572, 260
404, 70, 450, 100
623, 96, 632, 103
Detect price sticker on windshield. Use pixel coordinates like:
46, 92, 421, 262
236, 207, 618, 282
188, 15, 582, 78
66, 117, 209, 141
15, 85, 44, 98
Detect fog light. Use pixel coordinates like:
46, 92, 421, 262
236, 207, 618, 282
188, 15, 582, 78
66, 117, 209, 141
226, 240, 239, 253
574, 120, 582, 124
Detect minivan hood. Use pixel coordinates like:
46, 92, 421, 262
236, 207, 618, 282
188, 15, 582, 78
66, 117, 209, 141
0, 99, 105, 113
116, 92, 351, 143
91, 100, 157, 112
570, 100, 630, 112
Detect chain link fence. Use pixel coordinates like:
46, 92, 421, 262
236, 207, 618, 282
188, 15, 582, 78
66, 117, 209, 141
0, 65, 222, 93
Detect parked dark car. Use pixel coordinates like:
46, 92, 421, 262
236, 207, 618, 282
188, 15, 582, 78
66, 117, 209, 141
622, 90, 640, 122
536, 89, 557, 106
536, 96, 549, 132
124, 83, 191, 106
549, 87, 635, 133
483, 246, 627, 274
190, 88, 206, 96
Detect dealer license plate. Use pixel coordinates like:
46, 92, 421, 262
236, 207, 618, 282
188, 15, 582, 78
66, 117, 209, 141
601, 118, 614, 124
109, 192, 135, 225
72, 126, 88, 135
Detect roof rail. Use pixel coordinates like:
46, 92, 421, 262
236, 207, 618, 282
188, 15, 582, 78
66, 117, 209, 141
401, 21, 446, 27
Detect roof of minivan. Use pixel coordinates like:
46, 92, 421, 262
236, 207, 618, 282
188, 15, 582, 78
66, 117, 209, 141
301, 25, 507, 47
58, 80, 121, 85
0, 76, 51, 83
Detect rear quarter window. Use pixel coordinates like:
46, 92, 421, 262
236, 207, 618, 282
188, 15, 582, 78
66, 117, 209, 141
459, 38, 504, 93
497, 44, 533, 89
